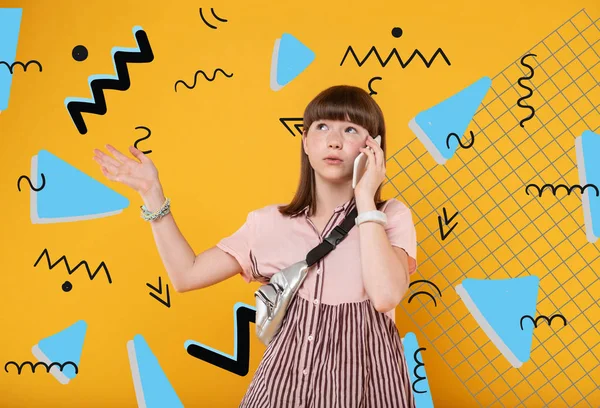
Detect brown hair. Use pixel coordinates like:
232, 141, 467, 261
278, 85, 388, 217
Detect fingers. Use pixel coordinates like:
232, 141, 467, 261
359, 145, 376, 167
93, 150, 121, 171
105, 144, 137, 164
365, 136, 383, 168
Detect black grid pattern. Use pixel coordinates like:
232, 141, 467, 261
388, 9, 600, 408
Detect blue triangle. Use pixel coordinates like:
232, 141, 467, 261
34, 320, 87, 380
276, 33, 315, 88
456, 276, 539, 368
131, 334, 183, 408
0, 8, 22, 111
36, 150, 129, 220
402, 332, 434, 408
409, 77, 492, 164
575, 130, 600, 242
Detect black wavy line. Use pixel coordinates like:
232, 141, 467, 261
199, 8, 228, 29
408, 291, 437, 307
4, 360, 78, 374
33, 248, 113, 283
17, 173, 45, 192
520, 314, 567, 329
525, 183, 599, 197
367, 76, 382, 96
66, 29, 154, 135
409, 279, 442, 297
446, 130, 475, 149
517, 53, 537, 127
340, 46, 451, 68
0, 60, 42, 74
412, 347, 428, 394
174, 68, 233, 92
134, 126, 152, 154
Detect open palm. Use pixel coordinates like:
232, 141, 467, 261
93, 144, 159, 196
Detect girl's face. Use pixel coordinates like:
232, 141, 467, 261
302, 118, 370, 181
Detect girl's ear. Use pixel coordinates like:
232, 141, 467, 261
302, 130, 308, 154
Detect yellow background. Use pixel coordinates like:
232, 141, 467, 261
0, 0, 599, 407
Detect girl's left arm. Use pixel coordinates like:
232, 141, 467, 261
356, 198, 410, 314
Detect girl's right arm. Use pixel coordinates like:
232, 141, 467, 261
141, 184, 243, 292
93, 144, 242, 293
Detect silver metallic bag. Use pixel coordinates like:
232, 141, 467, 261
254, 206, 358, 346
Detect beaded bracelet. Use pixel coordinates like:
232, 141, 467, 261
140, 197, 171, 222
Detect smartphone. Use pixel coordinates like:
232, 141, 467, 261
352, 135, 382, 189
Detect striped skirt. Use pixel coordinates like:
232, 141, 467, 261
239, 295, 416, 408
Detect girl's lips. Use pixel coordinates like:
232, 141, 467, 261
324, 158, 343, 164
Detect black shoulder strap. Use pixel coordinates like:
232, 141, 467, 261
305, 206, 358, 267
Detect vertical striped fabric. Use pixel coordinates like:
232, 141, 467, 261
239, 295, 416, 407
238, 197, 416, 408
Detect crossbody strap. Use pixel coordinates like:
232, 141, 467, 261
305, 206, 359, 267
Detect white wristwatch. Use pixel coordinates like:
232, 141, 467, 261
355, 210, 387, 226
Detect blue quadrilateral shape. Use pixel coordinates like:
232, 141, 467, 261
32, 150, 129, 223
127, 334, 184, 408
31, 320, 87, 384
270, 33, 315, 91
455, 276, 539, 368
409, 76, 492, 165
575, 130, 600, 243
0, 8, 23, 111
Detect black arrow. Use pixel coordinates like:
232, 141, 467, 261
279, 117, 304, 136
438, 207, 458, 241
186, 303, 256, 376
146, 276, 171, 308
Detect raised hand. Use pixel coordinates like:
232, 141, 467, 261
93, 144, 160, 196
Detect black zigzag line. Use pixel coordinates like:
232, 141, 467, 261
66, 29, 154, 135
186, 305, 255, 376
33, 248, 113, 283
340, 46, 451, 67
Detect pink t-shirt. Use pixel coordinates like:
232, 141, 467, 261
217, 196, 417, 323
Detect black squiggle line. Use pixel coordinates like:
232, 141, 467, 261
517, 53, 537, 127
134, 126, 152, 154
33, 248, 113, 283
66, 28, 154, 135
446, 130, 475, 149
174, 68, 233, 92
367, 76, 382, 96
340, 46, 451, 68
409, 279, 442, 297
520, 314, 567, 330
199, 8, 228, 29
525, 183, 599, 197
4, 360, 78, 374
412, 347, 428, 394
0, 60, 43, 74
17, 173, 46, 192
408, 291, 437, 307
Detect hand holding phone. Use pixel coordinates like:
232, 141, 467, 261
352, 135, 381, 189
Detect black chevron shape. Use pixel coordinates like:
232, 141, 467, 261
279, 117, 304, 136
146, 276, 171, 308
66, 27, 154, 135
437, 207, 459, 241
186, 304, 256, 376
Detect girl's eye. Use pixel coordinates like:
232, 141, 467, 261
316, 123, 358, 133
